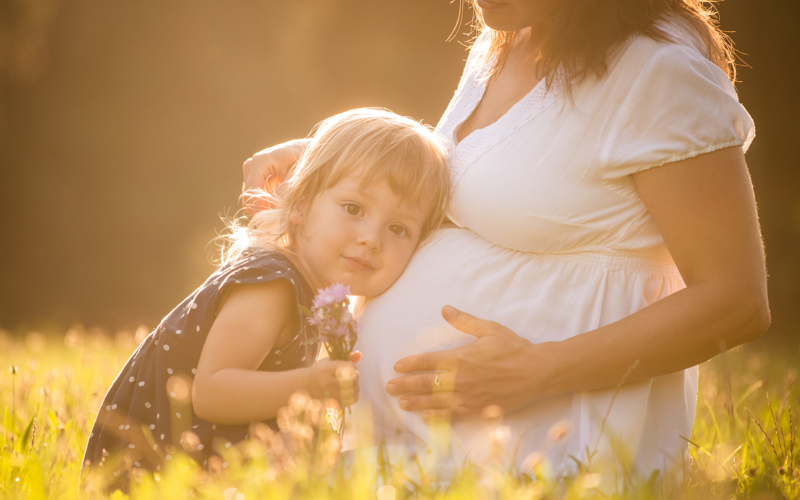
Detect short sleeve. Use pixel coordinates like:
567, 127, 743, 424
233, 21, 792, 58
195, 251, 313, 322
600, 43, 755, 186
220, 252, 303, 289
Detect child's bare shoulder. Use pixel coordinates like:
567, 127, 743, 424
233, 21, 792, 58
210, 250, 309, 311
217, 276, 296, 321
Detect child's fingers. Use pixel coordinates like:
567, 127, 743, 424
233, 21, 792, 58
242, 140, 308, 213
339, 387, 359, 406
335, 362, 357, 382
335, 361, 359, 406
309, 360, 360, 402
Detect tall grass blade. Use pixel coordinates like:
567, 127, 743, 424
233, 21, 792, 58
17, 415, 35, 453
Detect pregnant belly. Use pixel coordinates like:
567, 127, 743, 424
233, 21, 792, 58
352, 227, 689, 473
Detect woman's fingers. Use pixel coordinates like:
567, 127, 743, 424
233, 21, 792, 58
442, 305, 501, 338
392, 309, 505, 374
387, 372, 442, 396
399, 391, 464, 412
388, 309, 537, 415
387, 370, 453, 396
393, 349, 454, 374
388, 311, 542, 415
421, 406, 475, 422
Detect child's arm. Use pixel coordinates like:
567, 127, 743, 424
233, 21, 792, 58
192, 279, 359, 425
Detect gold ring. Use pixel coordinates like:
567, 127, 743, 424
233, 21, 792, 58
434, 373, 442, 388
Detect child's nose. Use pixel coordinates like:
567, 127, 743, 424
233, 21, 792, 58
356, 222, 382, 251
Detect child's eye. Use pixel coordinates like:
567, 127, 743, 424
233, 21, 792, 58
389, 224, 409, 237
343, 203, 363, 216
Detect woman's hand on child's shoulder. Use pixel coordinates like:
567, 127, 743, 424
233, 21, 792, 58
303, 352, 361, 407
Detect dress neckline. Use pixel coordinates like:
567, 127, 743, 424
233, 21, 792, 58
439, 62, 558, 189
453, 75, 547, 147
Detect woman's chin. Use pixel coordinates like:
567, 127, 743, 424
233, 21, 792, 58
477, 0, 556, 33
480, 14, 523, 33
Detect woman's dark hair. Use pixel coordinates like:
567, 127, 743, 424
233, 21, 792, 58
471, 0, 736, 92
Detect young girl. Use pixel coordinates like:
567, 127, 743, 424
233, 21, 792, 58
82, 108, 450, 486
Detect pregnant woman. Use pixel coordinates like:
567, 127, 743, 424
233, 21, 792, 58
243, 0, 769, 478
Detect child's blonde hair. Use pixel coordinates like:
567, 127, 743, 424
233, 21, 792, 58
222, 108, 450, 265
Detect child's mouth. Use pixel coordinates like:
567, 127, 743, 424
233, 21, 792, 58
343, 256, 375, 272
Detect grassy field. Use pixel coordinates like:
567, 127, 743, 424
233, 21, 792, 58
0, 327, 798, 499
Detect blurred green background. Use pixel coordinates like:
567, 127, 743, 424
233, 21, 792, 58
1, 0, 798, 347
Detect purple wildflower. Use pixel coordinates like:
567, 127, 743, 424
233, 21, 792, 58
306, 283, 358, 361
312, 283, 350, 308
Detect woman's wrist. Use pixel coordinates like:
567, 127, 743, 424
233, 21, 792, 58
531, 324, 649, 398
495, 336, 563, 411
523, 340, 563, 401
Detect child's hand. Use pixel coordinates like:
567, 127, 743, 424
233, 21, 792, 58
304, 354, 361, 406
242, 139, 310, 214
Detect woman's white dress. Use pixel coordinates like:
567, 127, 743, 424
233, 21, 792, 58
353, 20, 754, 478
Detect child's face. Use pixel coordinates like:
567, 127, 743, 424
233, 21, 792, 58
290, 172, 430, 297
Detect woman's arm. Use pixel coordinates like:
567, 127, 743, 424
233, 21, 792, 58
387, 146, 770, 419
192, 280, 359, 425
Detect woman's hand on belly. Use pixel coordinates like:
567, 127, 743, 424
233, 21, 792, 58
386, 305, 551, 419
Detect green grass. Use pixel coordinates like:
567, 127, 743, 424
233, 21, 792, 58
0, 327, 798, 499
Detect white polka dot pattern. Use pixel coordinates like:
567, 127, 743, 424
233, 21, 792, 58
82, 251, 319, 478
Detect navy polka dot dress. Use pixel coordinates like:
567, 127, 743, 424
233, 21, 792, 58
82, 250, 318, 482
